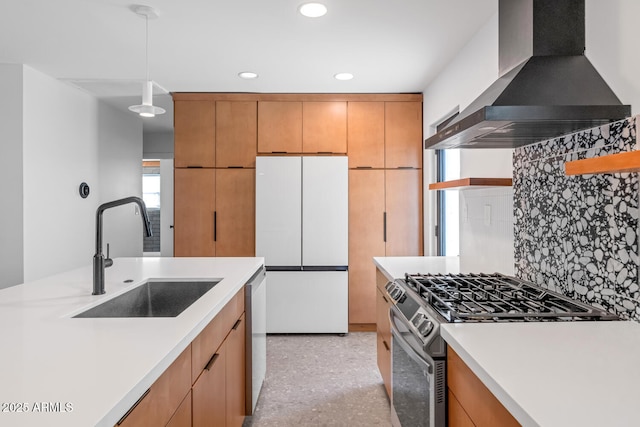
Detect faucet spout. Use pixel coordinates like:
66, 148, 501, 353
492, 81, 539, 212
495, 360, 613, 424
93, 196, 153, 295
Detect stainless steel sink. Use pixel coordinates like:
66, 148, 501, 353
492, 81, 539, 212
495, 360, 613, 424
73, 280, 220, 318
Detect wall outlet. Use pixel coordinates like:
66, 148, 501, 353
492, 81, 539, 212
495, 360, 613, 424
484, 204, 491, 226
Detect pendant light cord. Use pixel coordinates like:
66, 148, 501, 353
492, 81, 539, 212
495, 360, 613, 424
145, 13, 150, 82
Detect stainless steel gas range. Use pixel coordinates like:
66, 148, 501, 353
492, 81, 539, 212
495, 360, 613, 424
385, 272, 619, 427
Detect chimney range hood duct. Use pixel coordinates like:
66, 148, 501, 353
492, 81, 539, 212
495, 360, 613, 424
424, 0, 631, 150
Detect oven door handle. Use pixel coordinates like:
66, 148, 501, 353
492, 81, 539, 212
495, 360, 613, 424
389, 307, 433, 375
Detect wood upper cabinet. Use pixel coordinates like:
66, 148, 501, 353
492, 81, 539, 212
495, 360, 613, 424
215, 169, 255, 257
347, 102, 385, 168
226, 314, 246, 427
216, 101, 257, 168
302, 101, 347, 153
174, 168, 215, 257
348, 169, 385, 325
174, 100, 215, 168
257, 101, 302, 153
385, 101, 422, 169
117, 346, 192, 427
385, 169, 423, 256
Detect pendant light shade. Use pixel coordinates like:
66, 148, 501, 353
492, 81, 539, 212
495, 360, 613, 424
129, 81, 165, 117
128, 5, 165, 118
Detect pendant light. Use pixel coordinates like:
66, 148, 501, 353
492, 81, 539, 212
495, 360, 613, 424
128, 5, 165, 118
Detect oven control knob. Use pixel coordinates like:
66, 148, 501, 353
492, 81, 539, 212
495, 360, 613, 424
418, 320, 434, 337
412, 313, 426, 328
389, 287, 404, 301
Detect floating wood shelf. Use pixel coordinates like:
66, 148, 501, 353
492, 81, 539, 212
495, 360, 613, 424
565, 151, 640, 175
428, 177, 512, 190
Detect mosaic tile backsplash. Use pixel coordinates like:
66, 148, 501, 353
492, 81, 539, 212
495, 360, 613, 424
513, 117, 640, 320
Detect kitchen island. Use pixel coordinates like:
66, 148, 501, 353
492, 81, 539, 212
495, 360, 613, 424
0, 257, 263, 427
375, 256, 640, 427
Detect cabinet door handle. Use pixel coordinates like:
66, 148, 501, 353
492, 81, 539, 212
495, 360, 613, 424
213, 211, 217, 242
204, 353, 220, 371
382, 295, 389, 304
232, 318, 242, 330
383, 340, 390, 351
383, 212, 387, 243
117, 388, 150, 425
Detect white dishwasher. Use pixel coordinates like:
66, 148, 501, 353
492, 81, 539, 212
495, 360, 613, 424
245, 266, 267, 413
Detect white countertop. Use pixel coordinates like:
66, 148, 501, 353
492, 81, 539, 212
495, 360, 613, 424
373, 256, 460, 281
0, 257, 264, 427
374, 256, 640, 427
442, 321, 640, 427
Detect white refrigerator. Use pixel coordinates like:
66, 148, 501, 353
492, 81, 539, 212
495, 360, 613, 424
256, 156, 348, 333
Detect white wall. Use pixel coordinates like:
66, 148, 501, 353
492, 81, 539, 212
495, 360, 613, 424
586, 0, 640, 114
0, 64, 24, 288
20, 66, 143, 283
143, 131, 174, 159
98, 102, 144, 259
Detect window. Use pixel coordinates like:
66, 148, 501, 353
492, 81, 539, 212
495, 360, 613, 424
435, 112, 460, 256
142, 174, 161, 209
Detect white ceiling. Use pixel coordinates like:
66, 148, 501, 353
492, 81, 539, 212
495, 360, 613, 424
0, 0, 497, 132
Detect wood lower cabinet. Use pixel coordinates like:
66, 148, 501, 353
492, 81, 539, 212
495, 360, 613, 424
193, 344, 227, 427
226, 314, 246, 427
174, 100, 215, 168
116, 346, 192, 427
192, 289, 246, 427
302, 101, 347, 153
448, 347, 521, 427
174, 168, 255, 257
257, 101, 302, 153
448, 390, 475, 427
375, 268, 392, 397
166, 391, 192, 427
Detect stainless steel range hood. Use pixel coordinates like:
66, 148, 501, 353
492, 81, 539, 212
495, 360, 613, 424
424, 0, 631, 150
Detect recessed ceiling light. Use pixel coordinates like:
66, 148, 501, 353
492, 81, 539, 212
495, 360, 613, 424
334, 73, 354, 81
238, 72, 259, 79
298, 2, 327, 18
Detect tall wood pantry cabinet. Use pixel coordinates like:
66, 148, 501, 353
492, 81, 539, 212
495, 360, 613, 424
173, 97, 256, 257
348, 100, 423, 327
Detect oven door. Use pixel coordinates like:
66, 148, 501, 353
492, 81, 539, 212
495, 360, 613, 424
390, 305, 445, 427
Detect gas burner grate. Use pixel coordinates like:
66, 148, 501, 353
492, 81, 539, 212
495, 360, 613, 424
404, 273, 618, 322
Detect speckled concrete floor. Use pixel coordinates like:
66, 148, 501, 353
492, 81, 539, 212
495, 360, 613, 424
245, 332, 392, 427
